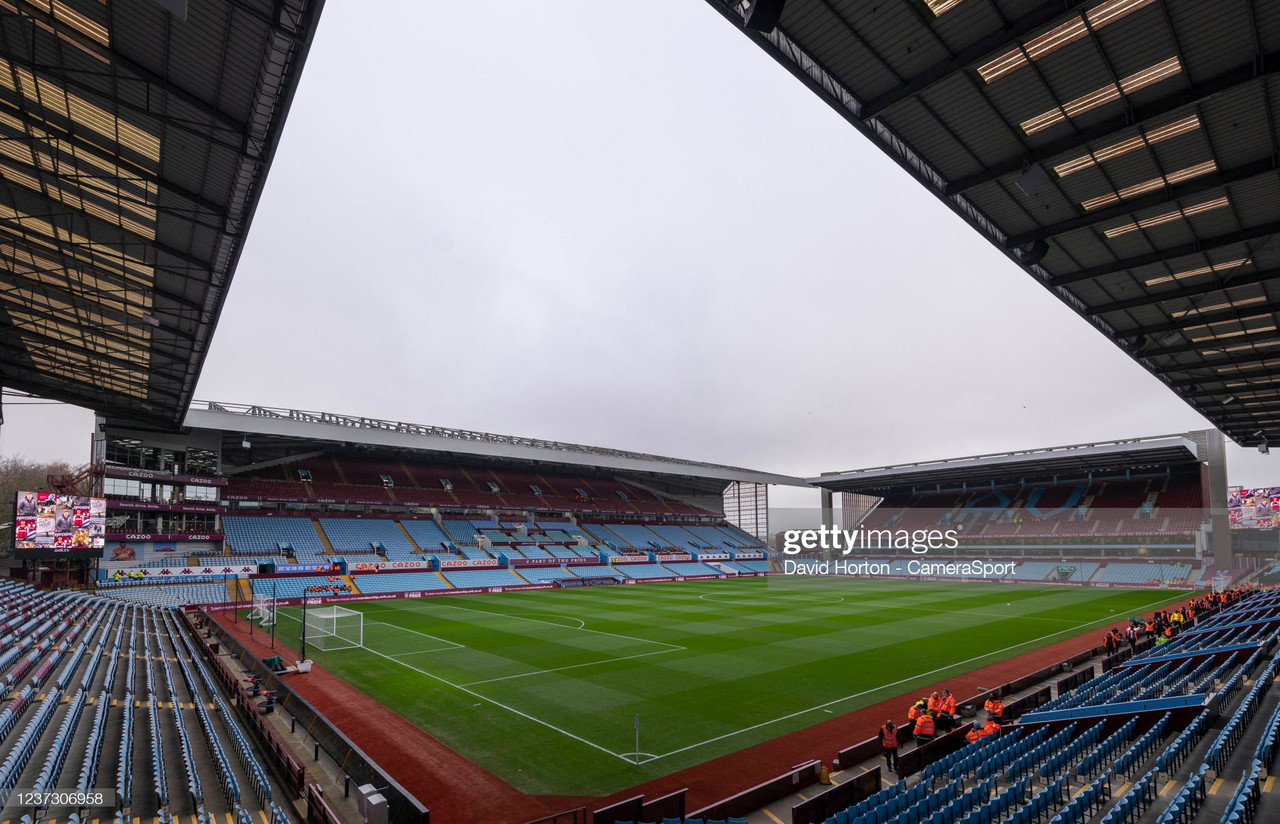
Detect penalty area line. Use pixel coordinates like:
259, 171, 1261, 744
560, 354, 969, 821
276, 607, 637, 762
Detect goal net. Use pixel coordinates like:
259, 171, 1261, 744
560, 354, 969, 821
247, 596, 276, 627
305, 605, 363, 651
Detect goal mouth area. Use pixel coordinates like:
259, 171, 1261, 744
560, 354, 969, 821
305, 605, 364, 651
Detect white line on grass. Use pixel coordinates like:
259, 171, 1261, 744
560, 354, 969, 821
634, 589, 1189, 764
429, 601, 685, 651
367, 620, 466, 651
461, 646, 685, 686
279, 588, 1188, 766
274, 609, 639, 762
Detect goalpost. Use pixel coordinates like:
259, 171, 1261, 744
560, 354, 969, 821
304, 605, 364, 651
247, 596, 276, 627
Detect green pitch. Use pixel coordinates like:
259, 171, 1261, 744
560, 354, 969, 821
274, 577, 1188, 795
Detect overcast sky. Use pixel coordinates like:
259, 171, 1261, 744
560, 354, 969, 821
0, 0, 1275, 502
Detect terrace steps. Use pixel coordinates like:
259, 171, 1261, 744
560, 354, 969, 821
341, 575, 360, 594
396, 521, 424, 553
330, 456, 349, 484
312, 521, 337, 555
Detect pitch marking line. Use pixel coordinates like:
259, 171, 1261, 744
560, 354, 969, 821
428, 601, 685, 651
461, 646, 686, 686
635, 590, 1190, 764
274, 609, 639, 762
286, 589, 1187, 766
362, 637, 639, 763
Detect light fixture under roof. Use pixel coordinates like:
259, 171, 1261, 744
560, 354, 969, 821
1022, 57, 1182, 135
979, 0, 1160, 84
1055, 115, 1201, 178
1103, 196, 1229, 239
1145, 257, 1250, 287
924, 0, 966, 17
1172, 295, 1267, 318
1081, 160, 1217, 211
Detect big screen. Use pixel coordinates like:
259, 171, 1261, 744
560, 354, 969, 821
1228, 486, 1280, 529
13, 491, 106, 558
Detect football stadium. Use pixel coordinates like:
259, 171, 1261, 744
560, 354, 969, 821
3, 2, 1280, 824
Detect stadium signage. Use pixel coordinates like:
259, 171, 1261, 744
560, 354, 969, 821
656, 553, 692, 563
109, 565, 254, 577
105, 467, 227, 486
109, 501, 224, 514
348, 560, 432, 571
111, 532, 218, 542
698, 553, 729, 561
440, 559, 498, 568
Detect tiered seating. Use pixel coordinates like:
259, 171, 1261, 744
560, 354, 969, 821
318, 518, 416, 559
616, 563, 678, 580
571, 566, 625, 579
441, 520, 482, 545
348, 572, 451, 594
664, 562, 724, 576
223, 516, 327, 558
249, 576, 346, 600
440, 569, 527, 588
1093, 563, 1193, 585
400, 519, 454, 552
592, 523, 662, 549
101, 584, 230, 607
518, 567, 578, 584
716, 523, 766, 548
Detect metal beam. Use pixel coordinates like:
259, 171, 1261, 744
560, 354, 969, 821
1048, 220, 1280, 287
1124, 298, 1280, 337
859, 0, 1091, 119
1007, 156, 1279, 247
0, 225, 205, 314
0, 331, 179, 400
1090, 267, 1280, 315
11, 6, 248, 136
944, 52, 1280, 195
1167, 353, 1280, 384
1145, 329, 1280, 359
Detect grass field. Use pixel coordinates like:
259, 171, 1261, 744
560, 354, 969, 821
273, 576, 1190, 795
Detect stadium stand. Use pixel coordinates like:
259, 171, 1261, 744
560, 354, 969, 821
348, 572, 452, 595
0, 580, 298, 823
317, 518, 416, 559
223, 517, 327, 560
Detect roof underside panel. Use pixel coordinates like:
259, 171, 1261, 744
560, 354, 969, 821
708, 0, 1280, 446
0, 0, 325, 426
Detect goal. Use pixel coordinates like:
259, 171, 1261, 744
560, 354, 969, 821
304, 605, 363, 651
247, 596, 276, 627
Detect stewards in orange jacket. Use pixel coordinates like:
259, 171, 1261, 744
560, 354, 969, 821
879, 721, 899, 772
914, 711, 936, 745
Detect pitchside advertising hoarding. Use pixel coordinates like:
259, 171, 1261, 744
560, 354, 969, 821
13, 491, 106, 559
1229, 486, 1280, 529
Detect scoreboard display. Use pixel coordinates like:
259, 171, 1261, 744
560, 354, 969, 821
13, 491, 106, 559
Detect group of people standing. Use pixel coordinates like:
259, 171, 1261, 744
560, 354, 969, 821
879, 688, 992, 772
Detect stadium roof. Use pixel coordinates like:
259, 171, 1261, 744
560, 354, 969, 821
182, 400, 810, 489
708, 0, 1280, 449
0, 0, 324, 428
810, 433, 1200, 491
